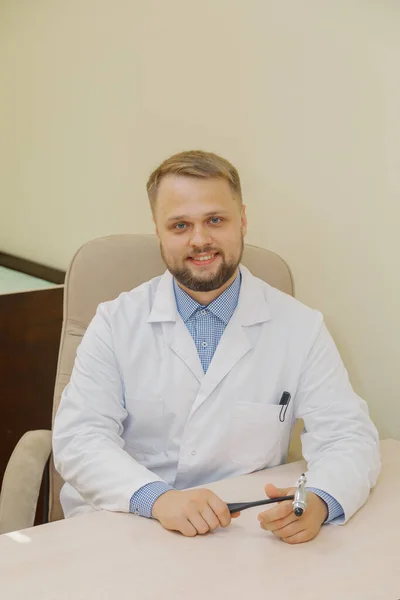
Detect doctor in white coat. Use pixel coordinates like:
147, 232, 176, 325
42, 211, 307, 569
53, 150, 380, 544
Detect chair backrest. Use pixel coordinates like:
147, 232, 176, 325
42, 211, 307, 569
49, 234, 294, 522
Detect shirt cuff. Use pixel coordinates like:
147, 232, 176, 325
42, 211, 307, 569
129, 482, 173, 518
307, 487, 344, 523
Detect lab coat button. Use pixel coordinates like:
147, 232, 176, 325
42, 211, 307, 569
191, 450, 196, 456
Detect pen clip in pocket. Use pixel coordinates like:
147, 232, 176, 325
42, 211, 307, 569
279, 391, 291, 423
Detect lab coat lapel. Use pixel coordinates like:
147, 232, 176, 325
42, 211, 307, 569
198, 318, 252, 400
192, 266, 271, 408
167, 318, 204, 382
147, 269, 204, 383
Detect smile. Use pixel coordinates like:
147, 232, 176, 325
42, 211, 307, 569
188, 253, 219, 265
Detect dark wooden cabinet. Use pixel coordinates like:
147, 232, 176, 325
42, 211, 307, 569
0, 286, 64, 524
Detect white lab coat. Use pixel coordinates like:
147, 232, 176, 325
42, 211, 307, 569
53, 265, 380, 522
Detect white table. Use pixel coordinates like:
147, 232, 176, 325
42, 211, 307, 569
1, 440, 399, 600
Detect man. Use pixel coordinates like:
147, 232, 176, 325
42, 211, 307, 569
53, 150, 380, 544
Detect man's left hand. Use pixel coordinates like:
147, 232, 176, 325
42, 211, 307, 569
257, 484, 328, 544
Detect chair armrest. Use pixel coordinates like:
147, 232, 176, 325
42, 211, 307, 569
286, 419, 304, 463
0, 429, 52, 534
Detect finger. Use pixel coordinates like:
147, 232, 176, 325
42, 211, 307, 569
200, 505, 220, 531
269, 520, 305, 539
264, 483, 293, 499
208, 496, 232, 528
259, 512, 299, 532
257, 500, 293, 524
282, 529, 312, 545
177, 519, 198, 537
187, 512, 211, 535
231, 512, 241, 519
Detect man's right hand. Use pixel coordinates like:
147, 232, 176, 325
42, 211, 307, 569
152, 488, 240, 537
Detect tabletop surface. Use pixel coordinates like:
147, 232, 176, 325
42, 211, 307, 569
1, 439, 399, 600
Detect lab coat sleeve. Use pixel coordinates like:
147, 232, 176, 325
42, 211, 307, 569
294, 315, 381, 523
52, 304, 166, 513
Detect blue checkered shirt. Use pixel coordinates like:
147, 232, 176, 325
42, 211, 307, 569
129, 271, 344, 523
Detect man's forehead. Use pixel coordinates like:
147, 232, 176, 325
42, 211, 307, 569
156, 175, 237, 215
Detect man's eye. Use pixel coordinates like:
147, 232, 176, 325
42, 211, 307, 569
209, 217, 222, 225
174, 223, 187, 231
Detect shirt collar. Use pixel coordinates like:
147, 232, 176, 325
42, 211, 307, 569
173, 270, 241, 324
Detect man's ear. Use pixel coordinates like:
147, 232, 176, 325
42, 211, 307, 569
241, 204, 248, 237
152, 216, 160, 239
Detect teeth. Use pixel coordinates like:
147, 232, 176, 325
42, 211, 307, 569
193, 254, 214, 261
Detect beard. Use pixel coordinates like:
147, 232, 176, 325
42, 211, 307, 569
160, 238, 244, 292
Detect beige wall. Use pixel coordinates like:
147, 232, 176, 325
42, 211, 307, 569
1, 1, 399, 439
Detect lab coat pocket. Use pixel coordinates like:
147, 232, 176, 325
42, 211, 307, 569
228, 403, 289, 469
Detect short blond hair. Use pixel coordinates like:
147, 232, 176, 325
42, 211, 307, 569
146, 150, 242, 212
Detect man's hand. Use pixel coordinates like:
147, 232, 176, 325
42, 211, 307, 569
257, 484, 328, 544
152, 488, 240, 537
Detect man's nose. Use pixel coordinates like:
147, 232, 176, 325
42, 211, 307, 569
189, 225, 213, 247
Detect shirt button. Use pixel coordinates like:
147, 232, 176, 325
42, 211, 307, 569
200, 310, 207, 316
191, 450, 196, 456
201, 341, 208, 348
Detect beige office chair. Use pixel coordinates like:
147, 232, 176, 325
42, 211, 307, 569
0, 234, 302, 534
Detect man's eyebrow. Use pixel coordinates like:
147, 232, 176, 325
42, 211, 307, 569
166, 211, 229, 222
